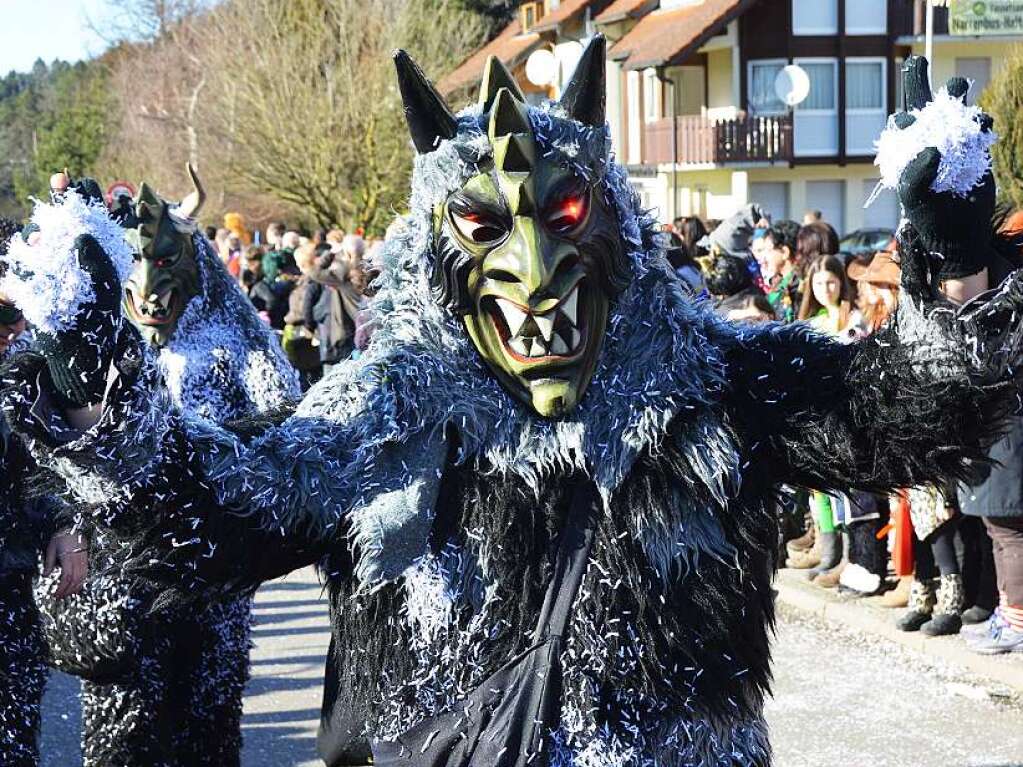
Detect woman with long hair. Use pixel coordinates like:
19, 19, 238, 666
793, 254, 868, 586
797, 253, 862, 339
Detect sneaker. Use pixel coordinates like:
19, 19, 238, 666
970, 625, 1023, 655
962, 610, 1008, 643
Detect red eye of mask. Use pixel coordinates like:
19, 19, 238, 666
546, 192, 589, 235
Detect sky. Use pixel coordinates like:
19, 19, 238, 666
0, 0, 112, 75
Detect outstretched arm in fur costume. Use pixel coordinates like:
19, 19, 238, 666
725, 58, 1023, 495
0, 195, 446, 599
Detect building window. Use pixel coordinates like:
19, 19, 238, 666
521, 1, 544, 32
793, 58, 838, 157
626, 70, 643, 165
894, 56, 905, 110
862, 179, 899, 231
792, 0, 837, 35
750, 182, 789, 222
846, 58, 887, 155
643, 69, 661, 122
846, 0, 887, 35
805, 180, 845, 235
748, 59, 786, 115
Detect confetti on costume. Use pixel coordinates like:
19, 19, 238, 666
3, 51, 1023, 767
26, 170, 299, 766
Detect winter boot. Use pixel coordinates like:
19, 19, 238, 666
920, 574, 964, 636
786, 517, 816, 556
812, 561, 847, 589
786, 534, 821, 570
896, 579, 935, 632
961, 605, 993, 625
806, 531, 842, 580
878, 575, 911, 608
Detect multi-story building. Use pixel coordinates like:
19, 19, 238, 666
440, 0, 1023, 235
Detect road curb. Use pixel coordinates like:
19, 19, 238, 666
774, 568, 1023, 695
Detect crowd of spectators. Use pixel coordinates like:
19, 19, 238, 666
661, 205, 1023, 654
205, 220, 386, 388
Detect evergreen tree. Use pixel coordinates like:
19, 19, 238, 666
979, 51, 1023, 210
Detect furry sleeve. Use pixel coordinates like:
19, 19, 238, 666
719, 313, 1017, 495
0, 333, 447, 596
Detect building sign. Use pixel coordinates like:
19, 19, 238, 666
949, 0, 1023, 35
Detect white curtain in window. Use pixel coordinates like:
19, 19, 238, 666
846, 60, 886, 154
792, 0, 837, 34
846, 0, 887, 34
847, 62, 883, 110
750, 62, 784, 114
800, 62, 836, 111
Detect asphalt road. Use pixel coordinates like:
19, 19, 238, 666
39, 567, 1023, 767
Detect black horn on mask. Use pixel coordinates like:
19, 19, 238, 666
394, 49, 458, 154
559, 35, 607, 128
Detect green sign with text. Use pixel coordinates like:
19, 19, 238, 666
949, 0, 1023, 35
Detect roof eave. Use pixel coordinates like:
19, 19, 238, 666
622, 0, 755, 71
439, 37, 544, 94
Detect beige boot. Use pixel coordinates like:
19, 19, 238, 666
878, 575, 912, 608
786, 520, 816, 556
812, 561, 847, 589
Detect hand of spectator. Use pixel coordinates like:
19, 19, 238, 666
49, 170, 106, 207
44, 529, 88, 599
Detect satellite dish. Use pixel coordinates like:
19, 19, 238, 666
525, 48, 558, 87
774, 64, 811, 108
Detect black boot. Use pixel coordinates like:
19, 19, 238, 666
897, 579, 935, 632
921, 574, 964, 636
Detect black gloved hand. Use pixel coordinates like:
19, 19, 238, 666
896, 56, 996, 280
31, 172, 124, 411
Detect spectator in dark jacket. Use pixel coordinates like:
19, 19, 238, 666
243, 250, 278, 323
954, 250, 1023, 654
304, 236, 365, 373
263, 230, 300, 283
282, 243, 326, 387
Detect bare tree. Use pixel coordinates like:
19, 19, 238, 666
199, 0, 486, 230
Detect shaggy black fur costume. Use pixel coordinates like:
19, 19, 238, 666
4, 50, 1023, 767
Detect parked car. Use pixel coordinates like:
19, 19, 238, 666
839, 228, 894, 258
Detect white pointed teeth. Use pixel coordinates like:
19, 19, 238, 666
533, 311, 555, 342
561, 286, 579, 327
509, 336, 529, 357
495, 287, 583, 359
496, 298, 528, 337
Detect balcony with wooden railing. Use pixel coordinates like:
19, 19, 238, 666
643, 114, 794, 167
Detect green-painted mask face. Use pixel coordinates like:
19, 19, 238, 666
121, 166, 206, 348
396, 39, 628, 418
